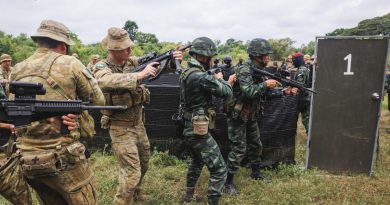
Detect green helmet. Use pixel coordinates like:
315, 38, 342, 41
189, 37, 217, 57
247, 38, 273, 56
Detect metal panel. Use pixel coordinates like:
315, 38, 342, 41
307, 37, 389, 174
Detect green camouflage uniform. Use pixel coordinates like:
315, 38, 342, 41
225, 60, 279, 174
93, 56, 151, 205
9, 47, 104, 205
294, 65, 311, 133
181, 58, 232, 205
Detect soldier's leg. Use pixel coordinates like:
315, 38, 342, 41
245, 120, 265, 180
0, 154, 32, 205
226, 117, 247, 175
190, 135, 227, 205
301, 104, 310, 134
135, 125, 151, 201
112, 139, 141, 205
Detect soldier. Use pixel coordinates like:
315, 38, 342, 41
292, 52, 311, 134
221, 55, 234, 81
9, 19, 104, 205
213, 58, 220, 68
224, 38, 296, 195
180, 37, 235, 205
86, 54, 100, 73
93, 27, 183, 205
0, 54, 12, 96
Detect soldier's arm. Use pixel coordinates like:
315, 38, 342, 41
237, 65, 266, 99
93, 62, 138, 92
0, 71, 8, 87
72, 60, 105, 106
199, 72, 233, 98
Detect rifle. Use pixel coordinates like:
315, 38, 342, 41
133, 44, 192, 81
0, 82, 127, 134
252, 67, 317, 94
138, 51, 157, 65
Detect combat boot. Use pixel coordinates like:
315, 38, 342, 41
181, 187, 202, 203
224, 173, 239, 196
134, 188, 148, 203
251, 166, 271, 183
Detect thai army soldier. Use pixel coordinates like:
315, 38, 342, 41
180, 37, 235, 205
292, 52, 311, 134
221, 55, 235, 81
93, 27, 183, 205
86, 54, 100, 73
9, 19, 104, 205
224, 38, 297, 195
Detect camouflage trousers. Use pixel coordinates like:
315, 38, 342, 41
0, 151, 32, 205
226, 117, 262, 174
22, 142, 97, 205
183, 120, 227, 204
299, 102, 310, 134
109, 122, 150, 205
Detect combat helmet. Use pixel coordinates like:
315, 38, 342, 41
189, 37, 217, 57
223, 55, 232, 62
247, 38, 273, 56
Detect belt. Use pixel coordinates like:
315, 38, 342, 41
110, 120, 139, 127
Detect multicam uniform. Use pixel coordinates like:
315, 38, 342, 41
10, 47, 104, 205
93, 56, 151, 205
180, 57, 232, 205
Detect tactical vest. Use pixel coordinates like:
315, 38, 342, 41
100, 59, 150, 124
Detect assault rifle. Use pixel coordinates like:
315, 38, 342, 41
207, 66, 223, 75
0, 82, 127, 134
133, 44, 192, 81
138, 51, 157, 65
252, 67, 317, 94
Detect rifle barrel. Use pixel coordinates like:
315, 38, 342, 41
82, 105, 127, 110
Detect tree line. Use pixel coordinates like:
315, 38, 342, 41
1, 12, 388, 66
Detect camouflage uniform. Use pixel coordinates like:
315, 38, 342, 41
93, 27, 150, 205
180, 37, 232, 205
0, 54, 12, 97
86, 55, 100, 73
9, 20, 104, 205
292, 53, 311, 133
0, 148, 32, 205
224, 38, 279, 195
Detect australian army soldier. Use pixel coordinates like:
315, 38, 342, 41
0, 54, 12, 97
224, 38, 297, 195
9, 19, 105, 204
180, 37, 235, 205
93, 27, 183, 205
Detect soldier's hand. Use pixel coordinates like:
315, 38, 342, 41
62, 114, 79, 131
291, 87, 299, 95
227, 74, 237, 86
265, 79, 281, 89
172, 49, 183, 61
0, 123, 15, 133
137, 62, 158, 80
213, 72, 223, 80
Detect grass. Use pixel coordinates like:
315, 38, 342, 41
1, 96, 390, 205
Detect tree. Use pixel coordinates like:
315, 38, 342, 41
123, 20, 139, 41
300, 41, 315, 56
268, 38, 296, 60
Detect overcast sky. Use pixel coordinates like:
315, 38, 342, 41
1, 0, 389, 46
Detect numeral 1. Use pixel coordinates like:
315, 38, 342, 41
343, 54, 354, 75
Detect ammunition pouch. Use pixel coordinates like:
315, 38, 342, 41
130, 84, 150, 106
192, 114, 209, 136
20, 150, 62, 178
231, 101, 253, 121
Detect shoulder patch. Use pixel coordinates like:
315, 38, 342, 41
95, 63, 107, 69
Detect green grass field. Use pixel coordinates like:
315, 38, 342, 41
1, 96, 390, 205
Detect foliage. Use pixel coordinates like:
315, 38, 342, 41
123, 20, 139, 41
268, 38, 297, 60
327, 13, 390, 36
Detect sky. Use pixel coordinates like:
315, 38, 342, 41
0, 0, 389, 47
